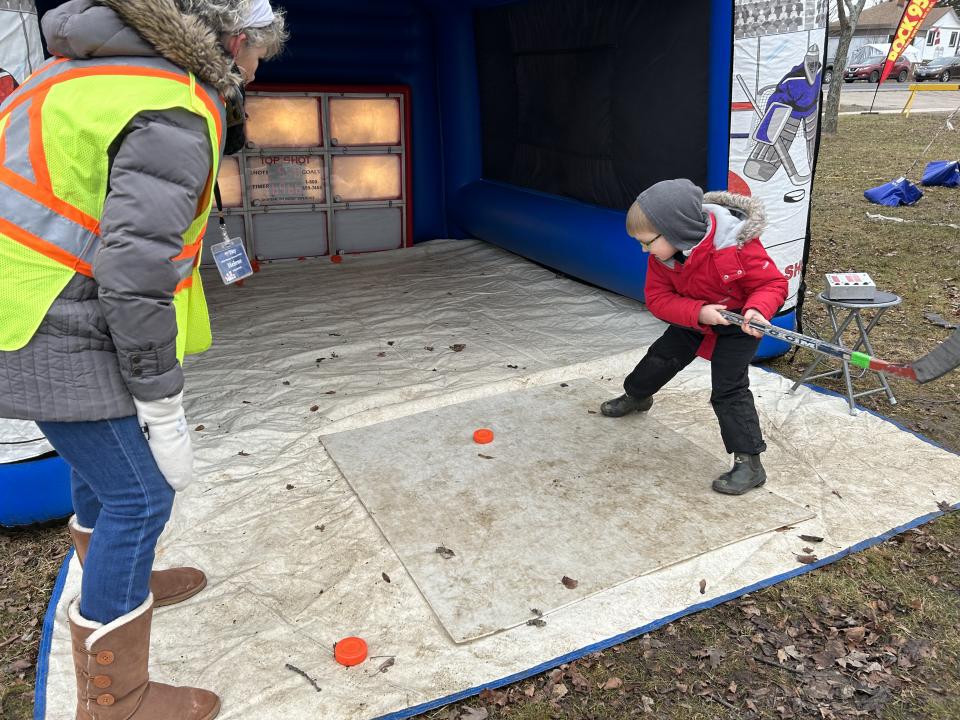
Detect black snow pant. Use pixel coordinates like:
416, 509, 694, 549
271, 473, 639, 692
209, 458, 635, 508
623, 324, 766, 455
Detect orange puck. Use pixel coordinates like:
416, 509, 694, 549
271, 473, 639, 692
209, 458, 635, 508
330, 254, 343, 264
473, 428, 494, 444
334, 637, 367, 667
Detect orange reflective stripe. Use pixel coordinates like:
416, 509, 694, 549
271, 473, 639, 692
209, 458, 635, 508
28, 89, 52, 191
0, 165, 101, 235
192, 84, 223, 144
171, 240, 203, 262
175, 275, 194, 293
0, 67, 217, 124
19, 57, 69, 87
0, 214, 93, 277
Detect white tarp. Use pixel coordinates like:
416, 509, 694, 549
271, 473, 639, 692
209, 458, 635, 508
0, 0, 42, 86
37, 240, 960, 720
322, 378, 813, 642
0, 418, 52, 463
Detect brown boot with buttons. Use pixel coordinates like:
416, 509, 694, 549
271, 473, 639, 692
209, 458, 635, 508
68, 594, 220, 720
68, 516, 207, 608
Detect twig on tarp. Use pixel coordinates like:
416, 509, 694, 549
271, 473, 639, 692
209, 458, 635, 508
285, 663, 322, 692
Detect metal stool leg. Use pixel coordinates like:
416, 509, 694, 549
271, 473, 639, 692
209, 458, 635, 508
790, 307, 857, 396
853, 309, 897, 405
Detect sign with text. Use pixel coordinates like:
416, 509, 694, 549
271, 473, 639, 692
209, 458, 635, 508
246, 155, 325, 205
881, 0, 938, 84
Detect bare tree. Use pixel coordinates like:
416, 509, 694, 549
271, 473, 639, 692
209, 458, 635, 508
823, 0, 868, 134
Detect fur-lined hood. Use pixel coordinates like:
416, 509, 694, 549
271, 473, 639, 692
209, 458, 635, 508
42, 0, 241, 95
701, 190, 767, 247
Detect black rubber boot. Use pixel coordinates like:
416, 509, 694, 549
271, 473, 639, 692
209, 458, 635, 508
600, 394, 654, 417
712, 453, 767, 495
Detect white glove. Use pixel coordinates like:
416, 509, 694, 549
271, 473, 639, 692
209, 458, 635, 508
133, 392, 194, 491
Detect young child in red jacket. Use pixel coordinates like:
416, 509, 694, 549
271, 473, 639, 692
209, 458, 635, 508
601, 178, 788, 495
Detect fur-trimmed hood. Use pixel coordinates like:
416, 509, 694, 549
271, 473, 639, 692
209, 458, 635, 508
42, 0, 241, 95
701, 190, 767, 247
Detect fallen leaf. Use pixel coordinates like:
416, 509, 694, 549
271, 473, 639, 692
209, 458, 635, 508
285, 484, 295, 490
641, 695, 655, 713
587, 410, 598, 415
507, 364, 518, 369
282, 380, 291, 386
382, 572, 391, 583
194, 424, 205, 431
799, 534, 824, 543
560, 383, 569, 387
699, 579, 707, 594
238, 450, 250, 456
527, 618, 547, 627
552, 683, 568, 699
796, 554, 818, 564
315, 524, 325, 531
477, 453, 494, 460
603, 677, 623, 690
524, 684, 536, 698
387, 341, 395, 346
436, 546, 456, 560
325, 390, 337, 395
8, 658, 31, 672
832, 490, 843, 500
310, 405, 319, 412
425, 346, 434, 351
561, 576, 579, 589
450, 344, 466, 352
803, 546, 814, 553
377, 352, 386, 357
531, 608, 543, 617
937, 500, 952, 512
459, 707, 488, 720
378, 657, 395, 673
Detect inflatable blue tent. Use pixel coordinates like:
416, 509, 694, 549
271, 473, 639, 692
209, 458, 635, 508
11, 0, 829, 526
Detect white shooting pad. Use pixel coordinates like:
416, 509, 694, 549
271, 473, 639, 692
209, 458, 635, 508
322, 378, 814, 642
37, 240, 960, 720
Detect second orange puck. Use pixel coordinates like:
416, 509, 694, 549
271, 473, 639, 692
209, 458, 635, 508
473, 428, 494, 444
334, 637, 368, 667
331, 254, 343, 264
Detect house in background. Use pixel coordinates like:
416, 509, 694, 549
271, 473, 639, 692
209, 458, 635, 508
828, 1, 960, 68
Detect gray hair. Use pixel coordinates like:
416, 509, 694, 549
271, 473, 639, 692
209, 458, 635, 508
175, 0, 288, 58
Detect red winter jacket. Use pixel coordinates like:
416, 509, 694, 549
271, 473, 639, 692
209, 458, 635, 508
643, 192, 788, 360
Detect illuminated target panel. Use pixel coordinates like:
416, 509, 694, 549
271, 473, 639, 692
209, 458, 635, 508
202, 87, 410, 264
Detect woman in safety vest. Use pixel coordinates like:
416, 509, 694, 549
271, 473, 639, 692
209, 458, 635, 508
0, 1, 285, 717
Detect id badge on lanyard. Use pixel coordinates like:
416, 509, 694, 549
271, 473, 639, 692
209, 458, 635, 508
210, 181, 253, 285
211, 224, 253, 285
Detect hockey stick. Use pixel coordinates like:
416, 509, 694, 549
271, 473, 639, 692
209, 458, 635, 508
719, 310, 918, 381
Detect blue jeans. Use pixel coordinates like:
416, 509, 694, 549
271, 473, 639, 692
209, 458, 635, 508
37, 416, 174, 624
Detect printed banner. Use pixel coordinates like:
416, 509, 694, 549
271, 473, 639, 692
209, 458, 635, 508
730, 0, 828, 313
881, 0, 939, 83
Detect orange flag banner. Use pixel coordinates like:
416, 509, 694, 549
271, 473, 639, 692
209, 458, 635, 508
881, 0, 939, 84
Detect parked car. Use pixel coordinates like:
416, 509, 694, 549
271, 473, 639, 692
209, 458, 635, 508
843, 55, 911, 83
914, 55, 960, 82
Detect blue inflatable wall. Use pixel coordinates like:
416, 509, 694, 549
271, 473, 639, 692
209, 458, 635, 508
17, 0, 811, 524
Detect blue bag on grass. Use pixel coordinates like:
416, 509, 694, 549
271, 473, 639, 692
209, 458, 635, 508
921, 160, 960, 188
864, 177, 923, 207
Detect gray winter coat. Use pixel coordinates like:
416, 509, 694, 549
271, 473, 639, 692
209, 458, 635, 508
0, 0, 234, 422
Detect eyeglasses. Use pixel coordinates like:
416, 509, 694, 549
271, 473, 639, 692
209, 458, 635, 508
638, 233, 661, 249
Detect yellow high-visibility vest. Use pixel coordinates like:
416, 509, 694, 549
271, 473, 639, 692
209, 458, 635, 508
0, 56, 225, 361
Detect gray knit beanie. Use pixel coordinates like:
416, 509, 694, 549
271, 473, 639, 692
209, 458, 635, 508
635, 178, 709, 252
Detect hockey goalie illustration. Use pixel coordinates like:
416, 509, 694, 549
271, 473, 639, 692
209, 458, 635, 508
739, 44, 821, 186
